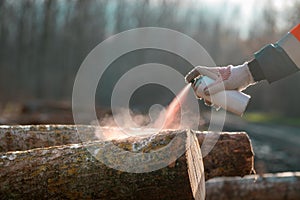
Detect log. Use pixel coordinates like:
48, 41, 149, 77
0, 125, 85, 152
0, 125, 254, 199
206, 172, 300, 200
186, 130, 205, 200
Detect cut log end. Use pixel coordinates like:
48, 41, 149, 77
186, 130, 205, 200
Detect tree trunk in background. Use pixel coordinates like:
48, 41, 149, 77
0, 125, 254, 199
35, 0, 54, 98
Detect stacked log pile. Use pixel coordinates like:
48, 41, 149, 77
0, 125, 254, 199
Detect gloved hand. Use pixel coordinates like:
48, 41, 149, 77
185, 62, 256, 96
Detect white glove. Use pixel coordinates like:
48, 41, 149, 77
185, 62, 256, 96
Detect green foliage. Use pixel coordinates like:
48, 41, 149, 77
243, 112, 300, 127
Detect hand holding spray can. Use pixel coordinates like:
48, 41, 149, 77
191, 76, 250, 116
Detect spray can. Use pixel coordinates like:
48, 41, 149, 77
191, 76, 250, 116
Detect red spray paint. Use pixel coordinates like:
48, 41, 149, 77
98, 84, 192, 140
155, 84, 191, 129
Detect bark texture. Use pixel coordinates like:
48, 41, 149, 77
206, 172, 300, 200
0, 125, 254, 199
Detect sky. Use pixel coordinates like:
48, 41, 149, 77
165, 0, 297, 38
201, 0, 296, 38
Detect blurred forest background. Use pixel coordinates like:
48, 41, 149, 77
0, 0, 299, 117
0, 0, 300, 174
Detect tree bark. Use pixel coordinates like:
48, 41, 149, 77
206, 172, 300, 200
0, 125, 254, 199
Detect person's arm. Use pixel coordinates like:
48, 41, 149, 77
248, 23, 300, 83
185, 23, 300, 95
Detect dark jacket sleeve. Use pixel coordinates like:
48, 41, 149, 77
248, 44, 299, 83
248, 24, 300, 83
